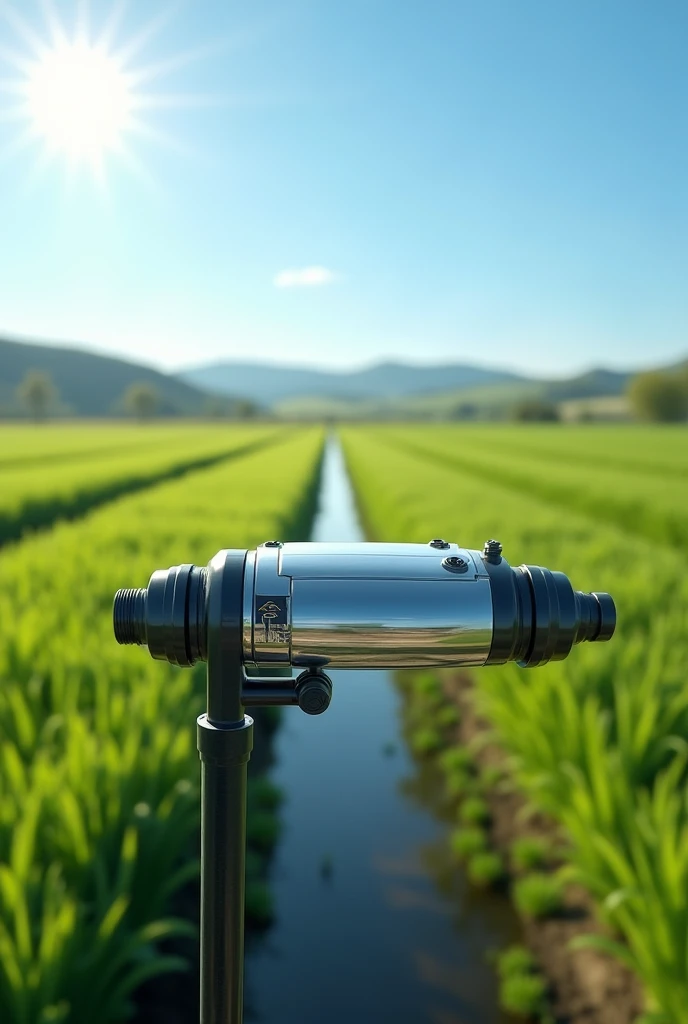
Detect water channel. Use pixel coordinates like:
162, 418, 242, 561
244, 437, 521, 1024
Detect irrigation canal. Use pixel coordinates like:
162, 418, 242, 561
244, 437, 521, 1024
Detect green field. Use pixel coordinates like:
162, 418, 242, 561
0, 423, 283, 546
0, 425, 324, 1023
341, 424, 688, 1023
1, 421, 687, 1023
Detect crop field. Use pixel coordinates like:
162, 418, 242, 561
0, 423, 283, 547
0, 425, 324, 1023
3, 420, 687, 1024
340, 424, 688, 1024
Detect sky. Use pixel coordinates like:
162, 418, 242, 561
0, 0, 686, 378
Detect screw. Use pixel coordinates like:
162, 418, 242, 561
442, 556, 468, 573
429, 538, 450, 549
483, 539, 503, 564
263, 540, 282, 548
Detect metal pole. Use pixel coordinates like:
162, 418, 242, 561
197, 550, 253, 1024
198, 715, 253, 1024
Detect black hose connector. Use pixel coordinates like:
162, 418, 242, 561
113, 565, 207, 666
484, 560, 616, 667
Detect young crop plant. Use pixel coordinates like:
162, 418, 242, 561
450, 826, 488, 859
459, 796, 491, 826
513, 873, 565, 919
467, 851, 504, 887
496, 945, 552, 1022
0, 427, 324, 1022
511, 837, 553, 872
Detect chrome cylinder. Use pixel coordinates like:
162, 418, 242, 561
114, 540, 616, 674
243, 542, 493, 672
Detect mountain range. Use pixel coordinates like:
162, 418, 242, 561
1, 334, 684, 419
179, 359, 525, 405
177, 359, 638, 418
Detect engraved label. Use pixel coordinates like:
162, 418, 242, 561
256, 596, 291, 645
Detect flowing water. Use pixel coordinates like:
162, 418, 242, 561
244, 437, 522, 1024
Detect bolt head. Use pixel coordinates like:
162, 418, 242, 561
429, 538, 450, 549
263, 540, 282, 548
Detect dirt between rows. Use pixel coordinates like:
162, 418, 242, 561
444, 672, 644, 1024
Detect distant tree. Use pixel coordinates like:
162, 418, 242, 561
450, 402, 478, 421
627, 371, 688, 423
204, 395, 230, 418
123, 382, 158, 421
512, 398, 560, 422
234, 399, 259, 419
16, 370, 57, 421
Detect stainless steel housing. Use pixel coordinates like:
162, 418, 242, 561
242, 542, 494, 674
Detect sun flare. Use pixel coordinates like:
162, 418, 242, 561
0, 2, 224, 188
25, 40, 133, 166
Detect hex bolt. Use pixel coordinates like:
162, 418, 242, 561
483, 539, 503, 564
263, 540, 283, 548
429, 538, 450, 549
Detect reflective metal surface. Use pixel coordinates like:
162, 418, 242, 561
290, 577, 493, 668
243, 541, 494, 671
280, 541, 488, 580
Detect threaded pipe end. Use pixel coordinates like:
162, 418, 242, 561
113, 588, 147, 645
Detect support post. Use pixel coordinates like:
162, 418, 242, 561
197, 550, 253, 1024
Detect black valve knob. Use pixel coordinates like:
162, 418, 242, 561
295, 669, 333, 715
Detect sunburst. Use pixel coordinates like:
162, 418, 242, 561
0, 1, 222, 187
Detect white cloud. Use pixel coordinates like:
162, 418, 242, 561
273, 265, 337, 288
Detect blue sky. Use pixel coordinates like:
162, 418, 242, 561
0, 0, 686, 377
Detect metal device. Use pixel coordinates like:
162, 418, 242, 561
113, 539, 615, 1024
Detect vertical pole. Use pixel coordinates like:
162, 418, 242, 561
197, 715, 253, 1024
197, 550, 252, 1024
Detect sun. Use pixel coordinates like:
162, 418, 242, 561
25, 39, 133, 167
0, 2, 226, 188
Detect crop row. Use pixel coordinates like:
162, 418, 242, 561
393, 423, 688, 480
0, 424, 281, 547
0, 427, 324, 1023
340, 426, 688, 1023
374, 424, 688, 554
0, 423, 244, 470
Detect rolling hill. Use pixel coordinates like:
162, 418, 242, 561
0, 336, 229, 417
2, 334, 685, 420
177, 359, 527, 405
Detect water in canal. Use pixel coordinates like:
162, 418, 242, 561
244, 437, 521, 1024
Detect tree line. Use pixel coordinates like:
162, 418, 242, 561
10, 365, 688, 424
11, 371, 259, 421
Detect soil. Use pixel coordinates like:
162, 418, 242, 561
444, 672, 644, 1024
